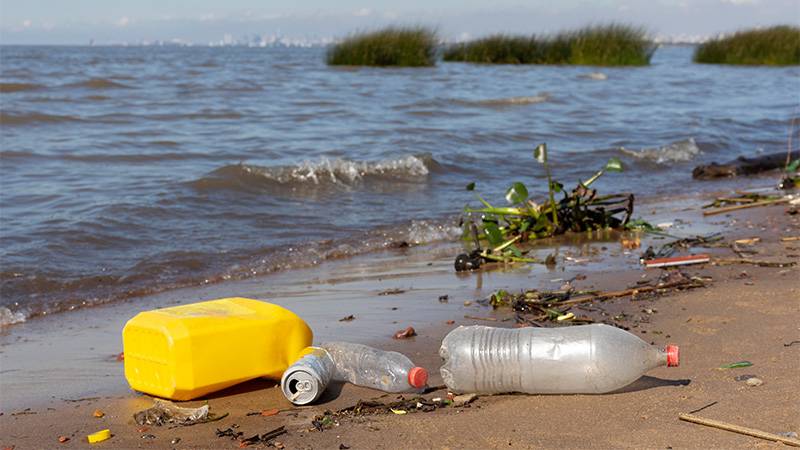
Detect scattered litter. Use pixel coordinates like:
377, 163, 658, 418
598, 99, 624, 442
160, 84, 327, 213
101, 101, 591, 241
621, 237, 641, 249
714, 257, 796, 268
171, 438, 181, 445
390, 408, 407, 415
93, 409, 104, 418
446, 320, 456, 325
378, 288, 405, 296
312, 396, 455, 431
679, 413, 800, 446
779, 432, 799, 439
141, 434, 156, 440
239, 426, 287, 447
58, 436, 70, 444
338, 315, 355, 322
215, 426, 243, 440
438, 295, 449, 302
463, 301, 472, 306
464, 315, 499, 322
115, 352, 124, 362
734, 237, 760, 245
393, 326, 417, 339
134, 399, 227, 426
734, 374, 757, 382
784, 340, 800, 347
703, 197, 791, 216
260, 409, 279, 417
643, 254, 710, 268
556, 312, 575, 321
745, 377, 764, 387
781, 236, 800, 242
718, 361, 753, 370
339, 444, 351, 450
87, 429, 111, 444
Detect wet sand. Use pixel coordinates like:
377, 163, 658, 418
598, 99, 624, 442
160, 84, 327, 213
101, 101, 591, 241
1, 193, 799, 448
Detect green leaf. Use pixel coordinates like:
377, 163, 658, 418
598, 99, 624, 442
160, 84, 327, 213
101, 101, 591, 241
718, 361, 753, 370
466, 182, 476, 191
605, 157, 623, 172
505, 182, 529, 204
533, 143, 547, 164
550, 181, 563, 193
787, 159, 800, 173
508, 244, 523, 258
483, 222, 504, 247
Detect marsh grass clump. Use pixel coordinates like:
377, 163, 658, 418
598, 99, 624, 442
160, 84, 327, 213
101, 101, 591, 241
443, 24, 655, 66
327, 26, 437, 67
693, 26, 800, 66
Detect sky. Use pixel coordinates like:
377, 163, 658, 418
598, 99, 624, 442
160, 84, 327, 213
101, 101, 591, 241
1, 0, 798, 45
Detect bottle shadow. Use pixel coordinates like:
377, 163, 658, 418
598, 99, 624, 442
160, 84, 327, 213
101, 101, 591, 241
610, 375, 691, 394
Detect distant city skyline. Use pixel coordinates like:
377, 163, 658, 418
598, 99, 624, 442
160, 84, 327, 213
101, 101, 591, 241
1, 0, 798, 45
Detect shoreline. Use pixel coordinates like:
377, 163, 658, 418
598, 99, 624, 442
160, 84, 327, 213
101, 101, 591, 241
1, 186, 799, 448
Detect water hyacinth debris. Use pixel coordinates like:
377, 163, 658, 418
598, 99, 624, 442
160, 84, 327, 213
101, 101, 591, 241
456, 143, 633, 270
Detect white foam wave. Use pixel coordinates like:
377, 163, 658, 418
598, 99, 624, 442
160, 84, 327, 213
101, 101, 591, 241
580, 72, 608, 80
0, 307, 26, 327
620, 138, 701, 164
241, 154, 433, 185
473, 94, 550, 106
406, 220, 462, 245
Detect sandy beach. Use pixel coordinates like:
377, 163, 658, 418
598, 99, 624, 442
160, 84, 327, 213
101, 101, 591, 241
1, 190, 798, 449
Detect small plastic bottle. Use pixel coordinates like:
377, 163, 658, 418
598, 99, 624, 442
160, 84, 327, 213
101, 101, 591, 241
322, 342, 429, 393
440, 324, 678, 394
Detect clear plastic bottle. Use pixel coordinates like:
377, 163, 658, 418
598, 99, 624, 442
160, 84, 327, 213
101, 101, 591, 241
440, 324, 679, 394
322, 342, 429, 393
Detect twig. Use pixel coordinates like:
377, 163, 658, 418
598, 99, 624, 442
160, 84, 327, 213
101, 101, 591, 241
557, 279, 705, 306
781, 236, 800, 242
703, 198, 790, 216
713, 257, 796, 268
464, 315, 499, 322
687, 401, 718, 415
678, 413, 800, 447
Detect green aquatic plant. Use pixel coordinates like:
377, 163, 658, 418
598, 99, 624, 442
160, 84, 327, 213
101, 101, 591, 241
693, 26, 800, 66
443, 24, 655, 66
455, 143, 633, 270
327, 26, 438, 67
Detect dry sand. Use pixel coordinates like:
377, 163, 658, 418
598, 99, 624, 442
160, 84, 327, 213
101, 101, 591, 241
1, 194, 799, 449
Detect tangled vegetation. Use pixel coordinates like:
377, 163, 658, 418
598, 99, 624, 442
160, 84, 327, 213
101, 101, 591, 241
455, 143, 635, 270
443, 24, 656, 66
327, 26, 438, 67
693, 26, 800, 66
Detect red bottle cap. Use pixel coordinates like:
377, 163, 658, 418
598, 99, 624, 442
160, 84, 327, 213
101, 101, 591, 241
407, 367, 428, 388
666, 344, 679, 367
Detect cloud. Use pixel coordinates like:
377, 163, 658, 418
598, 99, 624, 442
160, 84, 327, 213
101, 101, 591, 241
720, 0, 760, 4
116, 16, 130, 27
353, 8, 372, 17
22, 19, 32, 28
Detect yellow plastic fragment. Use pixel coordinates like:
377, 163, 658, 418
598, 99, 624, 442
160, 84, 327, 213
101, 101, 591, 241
556, 312, 575, 321
390, 408, 407, 415
87, 429, 111, 444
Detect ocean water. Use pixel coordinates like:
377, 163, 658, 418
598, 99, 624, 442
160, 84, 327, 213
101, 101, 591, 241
1, 45, 798, 325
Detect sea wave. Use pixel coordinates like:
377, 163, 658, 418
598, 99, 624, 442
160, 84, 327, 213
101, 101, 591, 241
191, 154, 440, 192
462, 94, 551, 107
65, 78, 132, 89
620, 138, 701, 164
0, 112, 81, 126
0, 82, 44, 93
0, 218, 461, 327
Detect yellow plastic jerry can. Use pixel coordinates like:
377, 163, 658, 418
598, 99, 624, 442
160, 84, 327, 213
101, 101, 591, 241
122, 297, 312, 400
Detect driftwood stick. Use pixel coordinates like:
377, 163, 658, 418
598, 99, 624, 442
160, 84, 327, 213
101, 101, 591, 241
678, 413, 800, 447
713, 258, 796, 268
703, 198, 790, 216
557, 280, 704, 306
